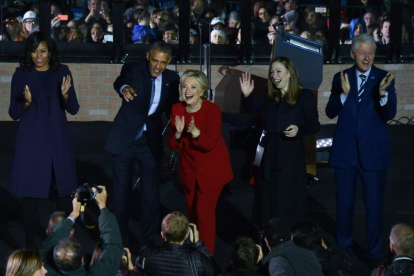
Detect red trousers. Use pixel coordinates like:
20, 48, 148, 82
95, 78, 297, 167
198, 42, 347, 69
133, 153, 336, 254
184, 183, 223, 255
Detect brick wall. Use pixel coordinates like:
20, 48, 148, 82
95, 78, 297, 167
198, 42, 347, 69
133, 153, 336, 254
1, 62, 413, 124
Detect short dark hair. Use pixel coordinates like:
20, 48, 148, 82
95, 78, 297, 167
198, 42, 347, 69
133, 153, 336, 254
231, 236, 259, 271
148, 40, 172, 57
161, 212, 189, 243
48, 211, 67, 232
291, 220, 323, 251
134, 9, 150, 22
20, 32, 60, 72
53, 238, 84, 272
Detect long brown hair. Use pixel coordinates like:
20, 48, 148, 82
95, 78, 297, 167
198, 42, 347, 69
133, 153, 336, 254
268, 56, 302, 105
6, 249, 43, 276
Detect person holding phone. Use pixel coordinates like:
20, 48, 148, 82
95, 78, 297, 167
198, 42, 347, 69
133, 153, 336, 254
240, 56, 320, 226
80, 0, 110, 31
169, 70, 233, 255
8, 32, 79, 249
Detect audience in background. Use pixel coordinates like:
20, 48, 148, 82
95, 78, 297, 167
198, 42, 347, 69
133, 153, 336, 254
253, 4, 271, 44
379, 17, 391, 44
362, 11, 378, 28
0, 17, 21, 41
211, 29, 226, 44
298, 7, 327, 36
131, 9, 156, 43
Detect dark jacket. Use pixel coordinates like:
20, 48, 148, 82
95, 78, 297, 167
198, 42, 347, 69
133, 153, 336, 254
138, 240, 219, 276
131, 25, 156, 43
40, 208, 124, 276
371, 256, 414, 276
260, 240, 324, 276
105, 61, 179, 162
326, 65, 397, 170
9, 64, 79, 198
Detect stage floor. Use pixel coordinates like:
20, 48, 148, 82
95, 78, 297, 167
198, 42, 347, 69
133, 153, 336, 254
1, 122, 413, 274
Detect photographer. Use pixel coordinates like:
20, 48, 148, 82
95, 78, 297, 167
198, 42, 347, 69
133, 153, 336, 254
135, 211, 220, 276
39, 186, 124, 276
80, 0, 110, 32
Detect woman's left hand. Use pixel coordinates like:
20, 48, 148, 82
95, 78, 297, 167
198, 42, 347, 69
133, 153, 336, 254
187, 116, 200, 138
283, 125, 298, 137
61, 75, 71, 102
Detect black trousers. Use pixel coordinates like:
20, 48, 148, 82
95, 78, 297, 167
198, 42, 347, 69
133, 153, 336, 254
112, 134, 160, 250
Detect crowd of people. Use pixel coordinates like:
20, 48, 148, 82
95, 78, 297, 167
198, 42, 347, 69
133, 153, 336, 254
1, 0, 413, 45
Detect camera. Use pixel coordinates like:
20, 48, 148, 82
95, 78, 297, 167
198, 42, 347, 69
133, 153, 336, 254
72, 183, 102, 203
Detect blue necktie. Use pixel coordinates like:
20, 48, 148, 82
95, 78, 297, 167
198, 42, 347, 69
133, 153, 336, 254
136, 78, 156, 139
358, 74, 367, 103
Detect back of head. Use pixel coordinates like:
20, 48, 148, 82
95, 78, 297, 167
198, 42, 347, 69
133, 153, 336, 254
231, 236, 259, 271
53, 238, 84, 272
291, 220, 323, 251
47, 211, 67, 233
390, 223, 414, 256
161, 211, 189, 243
6, 249, 43, 276
265, 218, 292, 249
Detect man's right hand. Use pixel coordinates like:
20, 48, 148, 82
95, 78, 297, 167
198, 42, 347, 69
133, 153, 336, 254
122, 86, 136, 102
93, 185, 107, 210
189, 223, 200, 243
340, 71, 350, 96
69, 196, 81, 221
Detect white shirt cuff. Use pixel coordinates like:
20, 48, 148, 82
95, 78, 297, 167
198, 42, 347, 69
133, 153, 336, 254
380, 93, 388, 106
120, 84, 129, 95
340, 93, 347, 105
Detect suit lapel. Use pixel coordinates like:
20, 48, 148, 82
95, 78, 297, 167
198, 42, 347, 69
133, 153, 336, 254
348, 66, 358, 105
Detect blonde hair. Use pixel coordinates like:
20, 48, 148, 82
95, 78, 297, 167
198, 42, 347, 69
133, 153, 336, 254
6, 250, 43, 276
161, 212, 189, 243
268, 56, 302, 105
179, 70, 209, 101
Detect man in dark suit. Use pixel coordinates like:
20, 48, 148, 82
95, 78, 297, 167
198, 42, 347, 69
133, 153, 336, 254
105, 41, 179, 249
325, 34, 396, 263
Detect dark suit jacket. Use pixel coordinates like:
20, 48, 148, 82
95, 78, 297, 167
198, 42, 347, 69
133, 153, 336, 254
9, 65, 79, 198
105, 61, 179, 162
326, 65, 397, 170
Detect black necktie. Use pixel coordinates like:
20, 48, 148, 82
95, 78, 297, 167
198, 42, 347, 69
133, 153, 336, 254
149, 77, 156, 107
358, 74, 367, 103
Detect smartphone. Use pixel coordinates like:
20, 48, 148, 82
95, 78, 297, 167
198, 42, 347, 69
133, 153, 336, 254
57, 14, 68, 21
315, 7, 326, 13
104, 34, 113, 42
93, 8, 102, 18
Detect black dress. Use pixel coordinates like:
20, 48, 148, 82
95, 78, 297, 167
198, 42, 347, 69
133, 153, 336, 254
243, 89, 320, 225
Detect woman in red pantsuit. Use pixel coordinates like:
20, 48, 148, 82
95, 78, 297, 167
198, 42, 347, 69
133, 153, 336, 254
169, 70, 233, 255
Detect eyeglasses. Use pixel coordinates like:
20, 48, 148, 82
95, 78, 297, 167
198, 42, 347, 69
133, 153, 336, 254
164, 31, 175, 35
25, 20, 37, 25
259, 12, 269, 16
192, 4, 204, 8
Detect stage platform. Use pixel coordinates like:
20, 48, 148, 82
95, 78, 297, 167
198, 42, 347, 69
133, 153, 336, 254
0, 121, 413, 274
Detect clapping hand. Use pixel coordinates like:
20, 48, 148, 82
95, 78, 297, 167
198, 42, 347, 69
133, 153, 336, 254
187, 116, 200, 138
174, 115, 185, 139
239, 72, 254, 97
61, 75, 71, 101
379, 72, 395, 96
340, 71, 350, 96
283, 125, 298, 137
23, 85, 32, 108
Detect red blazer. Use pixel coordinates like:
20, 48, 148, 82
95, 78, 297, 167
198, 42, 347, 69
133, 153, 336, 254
169, 100, 233, 192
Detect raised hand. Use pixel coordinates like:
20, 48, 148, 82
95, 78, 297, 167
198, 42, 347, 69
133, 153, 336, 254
187, 116, 200, 138
24, 85, 32, 108
174, 115, 185, 139
122, 86, 136, 102
283, 125, 298, 137
239, 72, 254, 97
379, 72, 395, 96
340, 71, 350, 96
61, 75, 72, 101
